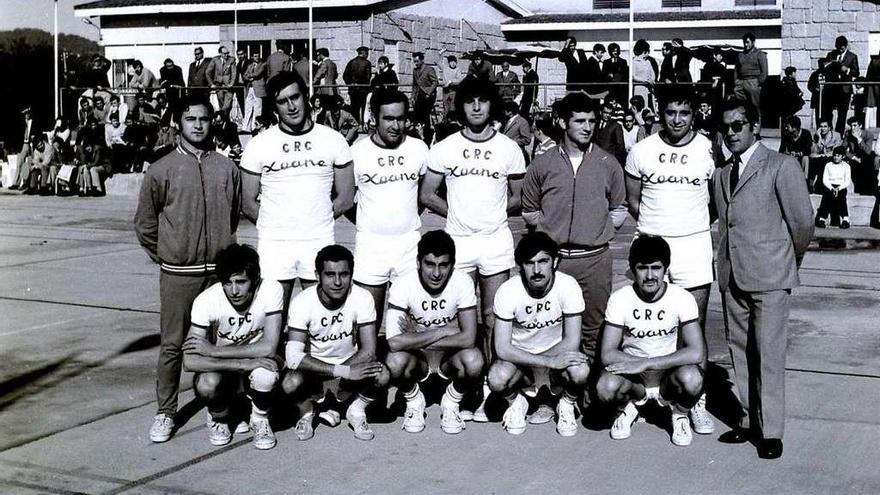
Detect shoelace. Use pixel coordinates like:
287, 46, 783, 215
255, 421, 271, 437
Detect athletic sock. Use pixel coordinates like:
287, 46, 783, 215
504, 391, 520, 404
250, 391, 273, 421
403, 384, 421, 402
444, 383, 464, 404
561, 391, 577, 408
349, 394, 373, 417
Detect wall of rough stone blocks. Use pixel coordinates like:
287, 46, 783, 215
782, 0, 878, 128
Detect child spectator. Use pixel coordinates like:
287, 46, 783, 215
815, 146, 852, 229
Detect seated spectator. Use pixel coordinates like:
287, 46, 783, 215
122, 116, 151, 173
629, 95, 647, 125
310, 94, 327, 124
106, 95, 129, 124
621, 110, 644, 154
810, 119, 843, 191
130, 92, 160, 126
531, 113, 557, 160
77, 97, 93, 131
603, 94, 625, 122
842, 116, 876, 194
75, 139, 106, 196
815, 146, 852, 228
105, 114, 129, 175
251, 115, 274, 136
779, 116, 813, 179
324, 95, 358, 145
212, 112, 241, 149
23, 135, 55, 195
153, 122, 178, 160
693, 100, 716, 137
641, 109, 660, 136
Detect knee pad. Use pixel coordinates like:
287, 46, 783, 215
249, 367, 279, 393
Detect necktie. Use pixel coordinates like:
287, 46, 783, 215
729, 155, 742, 192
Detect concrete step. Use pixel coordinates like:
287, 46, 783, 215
810, 193, 875, 227
105, 173, 144, 197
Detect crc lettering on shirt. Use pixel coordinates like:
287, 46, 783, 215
226, 313, 253, 326
377, 155, 406, 167
657, 151, 689, 164
632, 308, 666, 320
462, 148, 493, 160
524, 301, 552, 314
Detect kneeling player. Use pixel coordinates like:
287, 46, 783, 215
597, 235, 706, 446
384, 230, 484, 434
183, 244, 283, 450
488, 232, 589, 437
282, 245, 390, 441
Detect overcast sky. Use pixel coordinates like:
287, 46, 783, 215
0, 0, 99, 40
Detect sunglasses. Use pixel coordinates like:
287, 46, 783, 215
720, 120, 749, 133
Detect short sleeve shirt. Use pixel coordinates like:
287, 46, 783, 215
190, 280, 284, 347
604, 283, 699, 359
352, 136, 429, 236
427, 131, 526, 236
385, 270, 477, 339
287, 285, 376, 365
239, 124, 352, 241
625, 132, 715, 237
493, 272, 585, 354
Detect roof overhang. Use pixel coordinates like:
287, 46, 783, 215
502, 10, 781, 32
75, 0, 385, 17
488, 0, 531, 18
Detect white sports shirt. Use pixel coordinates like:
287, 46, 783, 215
287, 285, 376, 365
493, 272, 585, 355
352, 136, 429, 236
190, 280, 284, 346
604, 283, 699, 359
625, 132, 716, 237
427, 131, 526, 236
385, 269, 477, 339
239, 123, 353, 241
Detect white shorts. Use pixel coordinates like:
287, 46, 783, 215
451, 228, 515, 277
353, 230, 419, 286
635, 230, 714, 289
258, 236, 333, 282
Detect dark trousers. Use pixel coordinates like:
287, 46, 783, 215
349, 89, 368, 125
413, 92, 436, 144
817, 188, 849, 224
558, 248, 612, 360
822, 94, 851, 135
156, 271, 216, 416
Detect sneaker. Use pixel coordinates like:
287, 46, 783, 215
671, 414, 693, 446
501, 395, 528, 435
208, 421, 232, 446
690, 394, 715, 435
459, 409, 474, 421
251, 418, 276, 450
472, 393, 490, 423
346, 409, 375, 441
235, 421, 252, 434
294, 414, 315, 441
841, 219, 851, 229
318, 409, 342, 427
440, 393, 465, 434
610, 402, 638, 440
402, 391, 426, 433
555, 402, 577, 437
528, 404, 555, 425
149, 414, 175, 443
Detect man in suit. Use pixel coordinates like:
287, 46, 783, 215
603, 43, 629, 105
159, 58, 185, 119
235, 48, 253, 114
313, 48, 338, 97
206, 45, 238, 115
558, 37, 587, 93
595, 101, 626, 164
494, 61, 521, 102
824, 36, 859, 134
519, 60, 539, 120
502, 100, 531, 161
342, 46, 372, 126
660, 39, 693, 83
267, 41, 292, 81
584, 44, 606, 98
243, 52, 268, 132
411, 51, 438, 144
712, 98, 814, 460
187, 47, 211, 97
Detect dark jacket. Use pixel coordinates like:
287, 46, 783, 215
343, 56, 373, 94
660, 50, 693, 83
595, 120, 626, 165
187, 59, 211, 88
371, 68, 399, 89
159, 65, 185, 88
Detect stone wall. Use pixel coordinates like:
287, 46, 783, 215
782, 0, 877, 128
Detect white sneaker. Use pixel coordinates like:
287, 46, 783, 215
555, 402, 578, 437
346, 408, 375, 441
206, 411, 250, 434
440, 392, 465, 434
149, 414, 174, 443
501, 394, 528, 435
528, 404, 555, 425
208, 420, 232, 446
610, 402, 638, 440
671, 414, 693, 446
318, 409, 342, 427
690, 394, 715, 434
251, 418, 276, 450
402, 391, 426, 433
294, 414, 315, 441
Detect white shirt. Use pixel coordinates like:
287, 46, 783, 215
352, 136, 428, 236
190, 280, 284, 347
428, 131, 526, 236
604, 283, 699, 359
385, 269, 477, 339
287, 285, 376, 365
823, 161, 852, 189
625, 132, 716, 237
493, 272, 585, 355
623, 126, 641, 152
240, 123, 353, 241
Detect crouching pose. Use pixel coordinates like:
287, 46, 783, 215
488, 232, 589, 437
384, 230, 484, 434
282, 245, 390, 441
597, 235, 706, 446
183, 244, 283, 450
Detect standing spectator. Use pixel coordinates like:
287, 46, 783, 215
313, 48, 338, 96
660, 39, 692, 83
440, 55, 467, 118
159, 58, 185, 118
843, 117, 876, 194
342, 46, 372, 126
712, 98, 813, 459
501, 100, 532, 159
530, 113, 556, 160
808, 58, 829, 129
825, 36, 859, 134
292, 52, 311, 84
129, 60, 158, 96
779, 115, 813, 178
266, 41, 292, 80
631, 40, 658, 111
80, 54, 112, 92
242, 52, 268, 132
11, 107, 36, 190
206, 46, 238, 115
91, 97, 107, 136
519, 60, 539, 119
325, 95, 360, 145
77, 97, 93, 130
584, 44, 606, 98
188, 47, 211, 95
411, 52, 438, 145
105, 113, 128, 174
734, 33, 768, 138
595, 101, 626, 164
700, 49, 729, 112
603, 43, 629, 104
521, 92, 626, 362
234, 48, 252, 113
779, 66, 805, 120
494, 61, 521, 103
466, 51, 493, 82
865, 49, 880, 129
815, 146, 852, 228
559, 37, 587, 93
370, 56, 398, 89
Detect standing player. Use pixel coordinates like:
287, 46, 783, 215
488, 232, 589, 437
419, 78, 526, 419
384, 230, 484, 434
182, 244, 283, 450
240, 71, 355, 310
282, 245, 390, 441
624, 86, 716, 435
350, 88, 429, 331
597, 236, 706, 446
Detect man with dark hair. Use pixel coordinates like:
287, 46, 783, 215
183, 244, 284, 450
159, 58, 185, 117
343, 46, 372, 126
603, 43, 629, 104
584, 43, 607, 98
282, 245, 390, 441
559, 37, 588, 93
842, 116, 875, 194
325, 95, 360, 144
598, 235, 706, 446
267, 41, 292, 80
411, 52, 439, 144
713, 98, 813, 459
441, 54, 468, 118
466, 51, 494, 82
779, 115, 812, 177
235, 48, 252, 113
660, 39, 692, 83
240, 71, 355, 315
530, 112, 556, 159
384, 230, 483, 434
495, 61, 521, 102
313, 48, 338, 96
595, 100, 627, 164
522, 92, 625, 371
520, 60, 539, 119
502, 99, 532, 158
243, 51, 268, 128
489, 232, 589, 437
135, 96, 241, 444
735, 33, 768, 138
187, 47, 211, 95
129, 60, 158, 98
824, 35, 859, 134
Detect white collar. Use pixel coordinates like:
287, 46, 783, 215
724, 140, 762, 166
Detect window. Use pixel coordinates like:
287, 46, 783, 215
661, 0, 701, 7
239, 40, 271, 59
594, 0, 630, 8
734, 0, 776, 5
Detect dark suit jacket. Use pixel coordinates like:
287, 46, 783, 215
159, 65, 185, 88
595, 120, 626, 165
660, 51, 693, 83
825, 49, 859, 95
603, 57, 628, 84
495, 71, 521, 100
559, 47, 587, 88
583, 57, 604, 89
187, 60, 210, 88
712, 144, 814, 292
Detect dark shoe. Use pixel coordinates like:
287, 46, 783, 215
9, 184, 19, 190
840, 219, 850, 229
38, 188, 52, 196
815, 218, 827, 228
22, 188, 37, 195
757, 438, 783, 459
718, 427, 751, 444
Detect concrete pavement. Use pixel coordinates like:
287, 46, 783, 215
0, 192, 878, 494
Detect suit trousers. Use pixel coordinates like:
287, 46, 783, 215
156, 271, 216, 416
558, 248, 612, 360
722, 280, 790, 439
